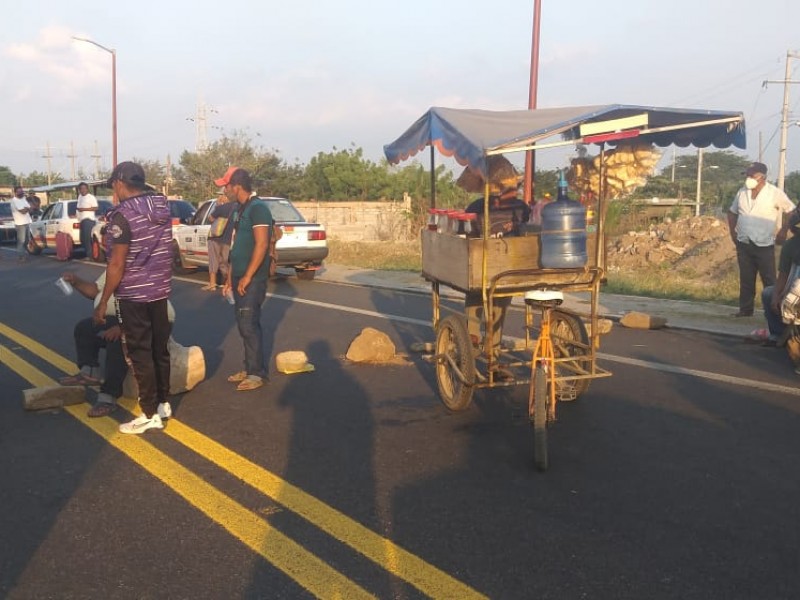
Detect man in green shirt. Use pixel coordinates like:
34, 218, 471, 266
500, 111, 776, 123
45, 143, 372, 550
216, 167, 274, 391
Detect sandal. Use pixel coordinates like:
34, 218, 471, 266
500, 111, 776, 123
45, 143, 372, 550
201, 284, 217, 291
87, 402, 116, 418
59, 372, 102, 386
227, 370, 247, 383
236, 376, 263, 391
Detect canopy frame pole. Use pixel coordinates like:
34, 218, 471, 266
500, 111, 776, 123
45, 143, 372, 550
487, 115, 744, 156
429, 145, 436, 209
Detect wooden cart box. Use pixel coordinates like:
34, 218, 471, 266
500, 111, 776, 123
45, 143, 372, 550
421, 229, 600, 293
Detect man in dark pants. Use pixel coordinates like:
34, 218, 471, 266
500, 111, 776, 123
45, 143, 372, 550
728, 162, 795, 317
216, 166, 273, 392
59, 271, 176, 418
94, 161, 173, 434
76, 182, 98, 259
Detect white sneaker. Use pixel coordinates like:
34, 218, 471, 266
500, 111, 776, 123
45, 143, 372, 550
119, 412, 163, 434
157, 402, 172, 420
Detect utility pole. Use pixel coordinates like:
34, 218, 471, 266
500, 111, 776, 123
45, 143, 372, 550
523, 0, 542, 205
763, 50, 800, 190
91, 140, 102, 180
671, 148, 676, 182
695, 148, 703, 217
758, 131, 763, 162
42, 142, 53, 185
67, 141, 77, 180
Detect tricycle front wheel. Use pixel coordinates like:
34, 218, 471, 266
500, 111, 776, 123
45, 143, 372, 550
435, 314, 475, 411
532, 365, 549, 471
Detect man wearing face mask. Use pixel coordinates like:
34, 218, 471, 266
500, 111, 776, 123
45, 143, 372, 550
728, 162, 795, 317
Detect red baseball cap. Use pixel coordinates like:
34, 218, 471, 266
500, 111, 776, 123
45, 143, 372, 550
214, 166, 240, 187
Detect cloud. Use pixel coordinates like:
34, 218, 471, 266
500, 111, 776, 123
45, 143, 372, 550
2, 25, 113, 101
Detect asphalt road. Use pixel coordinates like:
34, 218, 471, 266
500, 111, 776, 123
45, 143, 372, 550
1, 251, 799, 600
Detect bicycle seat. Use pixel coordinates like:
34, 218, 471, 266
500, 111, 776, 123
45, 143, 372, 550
524, 290, 564, 305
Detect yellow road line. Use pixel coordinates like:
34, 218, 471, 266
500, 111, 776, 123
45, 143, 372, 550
2, 342, 373, 599
0, 322, 76, 375
2, 322, 487, 600
117, 400, 485, 600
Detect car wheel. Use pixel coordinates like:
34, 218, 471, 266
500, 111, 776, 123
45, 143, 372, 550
171, 241, 193, 275
295, 268, 316, 281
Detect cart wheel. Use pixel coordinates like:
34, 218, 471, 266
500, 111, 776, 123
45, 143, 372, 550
532, 365, 548, 471
435, 314, 475, 411
551, 310, 591, 401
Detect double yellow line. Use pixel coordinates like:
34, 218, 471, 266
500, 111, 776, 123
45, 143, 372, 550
0, 322, 486, 600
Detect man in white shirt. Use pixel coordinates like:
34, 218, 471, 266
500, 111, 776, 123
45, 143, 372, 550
728, 162, 796, 317
76, 181, 99, 259
9, 186, 31, 261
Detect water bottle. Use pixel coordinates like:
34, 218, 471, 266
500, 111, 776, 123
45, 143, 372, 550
540, 170, 588, 268
225, 289, 235, 305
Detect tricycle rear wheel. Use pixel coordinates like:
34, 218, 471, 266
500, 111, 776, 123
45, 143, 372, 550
550, 310, 591, 401
435, 314, 475, 411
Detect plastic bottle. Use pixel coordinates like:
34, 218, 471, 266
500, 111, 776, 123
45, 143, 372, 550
540, 170, 588, 268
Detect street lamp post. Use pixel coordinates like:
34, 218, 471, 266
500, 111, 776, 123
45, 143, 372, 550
72, 36, 117, 169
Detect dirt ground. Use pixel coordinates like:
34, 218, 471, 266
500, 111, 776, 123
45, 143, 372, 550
606, 215, 738, 283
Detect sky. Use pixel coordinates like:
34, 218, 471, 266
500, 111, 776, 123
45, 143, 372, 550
3, 0, 800, 186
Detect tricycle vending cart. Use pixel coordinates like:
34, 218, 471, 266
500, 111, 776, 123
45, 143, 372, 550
384, 105, 746, 470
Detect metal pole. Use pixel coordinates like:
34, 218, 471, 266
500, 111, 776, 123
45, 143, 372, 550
111, 49, 117, 168
763, 50, 800, 191
695, 148, 703, 217
777, 51, 791, 190
429, 145, 436, 209
72, 37, 117, 168
523, 0, 541, 205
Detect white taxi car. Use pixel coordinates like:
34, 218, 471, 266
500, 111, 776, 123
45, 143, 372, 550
173, 197, 328, 280
26, 198, 113, 256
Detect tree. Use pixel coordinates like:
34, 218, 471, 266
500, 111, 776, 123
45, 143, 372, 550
177, 132, 293, 202
0, 165, 18, 186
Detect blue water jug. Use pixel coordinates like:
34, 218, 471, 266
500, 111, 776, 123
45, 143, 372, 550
540, 171, 587, 268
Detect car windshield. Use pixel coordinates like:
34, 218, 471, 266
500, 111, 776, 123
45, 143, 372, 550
170, 201, 196, 221
0, 203, 11, 217
263, 199, 305, 223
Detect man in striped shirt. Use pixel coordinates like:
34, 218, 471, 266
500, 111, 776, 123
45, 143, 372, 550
94, 161, 173, 434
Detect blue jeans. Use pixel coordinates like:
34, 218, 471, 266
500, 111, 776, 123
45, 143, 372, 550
232, 276, 268, 379
762, 285, 786, 340
80, 219, 95, 257
15, 224, 28, 255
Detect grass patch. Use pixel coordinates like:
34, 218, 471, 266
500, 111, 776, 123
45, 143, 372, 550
603, 270, 742, 305
328, 239, 422, 271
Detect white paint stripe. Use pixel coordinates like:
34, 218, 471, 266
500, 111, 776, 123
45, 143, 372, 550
597, 352, 800, 397
265, 292, 800, 398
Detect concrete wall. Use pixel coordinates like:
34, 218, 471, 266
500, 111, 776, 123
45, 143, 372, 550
293, 196, 415, 242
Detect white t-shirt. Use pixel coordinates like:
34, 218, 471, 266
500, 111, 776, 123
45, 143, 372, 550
77, 192, 98, 221
729, 182, 795, 246
10, 196, 32, 226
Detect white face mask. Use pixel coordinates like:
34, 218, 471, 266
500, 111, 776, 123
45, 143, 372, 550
745, 177, 760, 190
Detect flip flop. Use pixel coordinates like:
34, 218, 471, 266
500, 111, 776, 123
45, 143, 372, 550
87, 402, 116, 418
201, 284, 217, 291
236, 377, 264, 391
59, 372, 102, 386
227, 370, 247, 383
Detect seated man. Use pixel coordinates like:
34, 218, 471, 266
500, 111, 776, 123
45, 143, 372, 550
761, 207, 800, 346
463, 182, 531, 356
58, 271, 175, 418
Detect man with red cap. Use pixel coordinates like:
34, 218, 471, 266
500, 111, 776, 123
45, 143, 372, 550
728, 162, 795, 317
215, 166, 274, 391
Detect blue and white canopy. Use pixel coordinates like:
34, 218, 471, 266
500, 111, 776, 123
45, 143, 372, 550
384, 105, 746, 178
